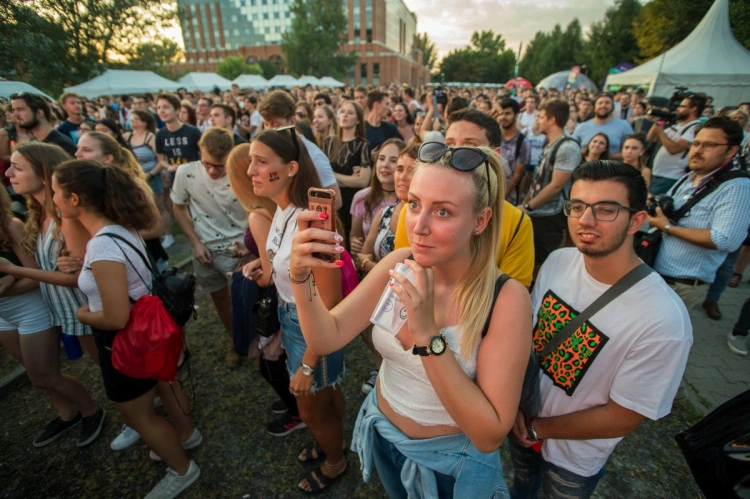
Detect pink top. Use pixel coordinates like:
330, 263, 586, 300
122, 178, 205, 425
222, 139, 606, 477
350, 187, 392, 238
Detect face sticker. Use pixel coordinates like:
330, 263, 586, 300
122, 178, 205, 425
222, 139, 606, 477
270, 171, 280, 182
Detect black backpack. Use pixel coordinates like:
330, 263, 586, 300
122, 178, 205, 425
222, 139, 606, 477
98, 233, 196, 327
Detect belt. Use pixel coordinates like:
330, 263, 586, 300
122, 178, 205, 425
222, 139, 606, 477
660, 275, 707, 286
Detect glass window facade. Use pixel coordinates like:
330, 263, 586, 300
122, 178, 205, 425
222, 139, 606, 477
373, 63, 380, 85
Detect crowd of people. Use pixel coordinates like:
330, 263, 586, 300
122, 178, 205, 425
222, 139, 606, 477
0, 79, 749, 499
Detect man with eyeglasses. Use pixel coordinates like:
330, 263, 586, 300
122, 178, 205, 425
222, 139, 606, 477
647, 93, 706, 194
171, 127, 249, 368
509, 160, 692, 499
646, 118, 750, 348
10, 93, 77, 156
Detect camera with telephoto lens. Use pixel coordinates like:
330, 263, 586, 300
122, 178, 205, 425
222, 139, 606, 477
646, 107, 676, 125
646, 194, 675, 218
434, 87, 448, 106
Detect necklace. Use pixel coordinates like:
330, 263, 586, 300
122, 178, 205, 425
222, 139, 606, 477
383, 188, 396, 194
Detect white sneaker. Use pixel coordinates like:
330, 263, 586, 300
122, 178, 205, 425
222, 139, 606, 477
728, 332, 748, 356
150, 428, 203, 461
162, 235, 175, 249
143, 460, 200, 499
361, 370, 378, 395
110, 424, 141, 451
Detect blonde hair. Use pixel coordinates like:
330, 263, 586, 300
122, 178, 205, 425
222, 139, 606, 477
409, 146, 504, 358
315, 105, 339, 147
0, 186, 14, 251
226, 143, 277, 215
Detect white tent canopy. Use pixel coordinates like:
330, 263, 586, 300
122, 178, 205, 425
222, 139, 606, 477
64, 69, 180, 98
178, 72, 232, 92
232, 74, 269, 90
296, 76, 322, 87
606, 0, 750, 106
0, 81, 54, 101
318, 76, 345, 88
267, 75, 300, 88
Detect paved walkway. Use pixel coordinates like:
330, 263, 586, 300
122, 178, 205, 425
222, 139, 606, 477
683, 280, 749, 413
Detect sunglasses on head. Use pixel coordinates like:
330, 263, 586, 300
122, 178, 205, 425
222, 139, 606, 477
417, 142, 492, 204
274, 125, 300, 162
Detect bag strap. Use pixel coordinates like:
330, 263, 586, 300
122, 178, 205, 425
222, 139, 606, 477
539, 264, 653, 357
97, 233, 158, 278
508, 212, 525, 248
481, 274, 512, 338
670, 168, 749, 223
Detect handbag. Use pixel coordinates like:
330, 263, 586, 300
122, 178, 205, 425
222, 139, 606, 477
252, 284, 281, 338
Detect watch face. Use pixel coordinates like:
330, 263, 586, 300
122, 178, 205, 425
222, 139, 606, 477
430, 336, 447, 355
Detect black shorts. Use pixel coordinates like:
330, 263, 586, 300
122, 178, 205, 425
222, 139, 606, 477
530, 211, 568, 268
93, 328, 157, 403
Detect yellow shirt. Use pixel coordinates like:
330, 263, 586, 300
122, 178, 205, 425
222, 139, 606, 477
394, 201, 534, 287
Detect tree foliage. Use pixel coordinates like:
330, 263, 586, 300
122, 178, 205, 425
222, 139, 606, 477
416, 33, 438, 71
280, 0, 358, 78
635, 0, 750, 62
583, 0, 641, 84
439, 30, 516, 83
216, 56, 263, 81
518, 20, 586, 84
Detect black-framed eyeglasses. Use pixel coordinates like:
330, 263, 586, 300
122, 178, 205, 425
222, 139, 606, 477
563, 200, 638, 222
690, 141, 729, 151
275, 125, 300, 161
417, 142, 492, 204
202, 159, 226, 171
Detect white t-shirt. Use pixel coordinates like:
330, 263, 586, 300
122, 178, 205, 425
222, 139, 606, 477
170, 161, 248, 248
249, 110, 261, 139
651, 119, 701, 180
78, 225, 151, 313
531, 248, 692, 477
518, 110, 536, 130
299, 135, 337, 188
266, 204, 302, 303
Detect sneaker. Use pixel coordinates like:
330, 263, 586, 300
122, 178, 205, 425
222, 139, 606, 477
226, 349, 241, 368
111, 424, 141, 451
33, 413, 82, 447
271, 400, 288, 415
267, 413, 307, 437
150, 428, 203, 461
361, 370, 378, 395
78, 408, 106, 447
728, 332, 748, 356
162, 235, 175, 249
144, 460, 200, 499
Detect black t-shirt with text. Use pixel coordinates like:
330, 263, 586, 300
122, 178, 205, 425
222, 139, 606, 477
155, 124, 202, 167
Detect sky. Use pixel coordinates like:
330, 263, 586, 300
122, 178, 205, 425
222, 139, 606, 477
404, 0, 619, 57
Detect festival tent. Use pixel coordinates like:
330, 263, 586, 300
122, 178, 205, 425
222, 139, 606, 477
505, 77, 533, 90
536, 70, 597, 92
232, 74, 269, 90
297, 76, 322, 87
0, 81, 54, 101
605, 0, 750, 106
178, 72, 232, 92
64, 70, 180, 98
318, 76, 345, 88
267, 75, 300, 88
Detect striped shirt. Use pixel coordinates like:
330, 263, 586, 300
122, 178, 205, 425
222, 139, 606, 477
654, 168, 750, 283
35, 220, 91, 336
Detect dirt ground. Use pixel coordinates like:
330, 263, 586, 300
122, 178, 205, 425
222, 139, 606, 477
0, 292, 703, 499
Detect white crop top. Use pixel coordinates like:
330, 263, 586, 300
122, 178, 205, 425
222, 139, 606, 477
373, 323, 480, 427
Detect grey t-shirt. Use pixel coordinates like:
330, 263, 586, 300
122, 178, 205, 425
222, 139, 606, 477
528, 136, 581, 217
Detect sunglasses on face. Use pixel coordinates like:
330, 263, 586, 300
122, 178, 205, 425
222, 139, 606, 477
275, 125, 300, 162
417, 142, 492, 205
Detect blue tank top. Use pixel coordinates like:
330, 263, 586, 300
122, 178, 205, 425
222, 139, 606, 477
128, 133, 157, 173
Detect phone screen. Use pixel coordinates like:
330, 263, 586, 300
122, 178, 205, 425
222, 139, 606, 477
308, 188, 338, 262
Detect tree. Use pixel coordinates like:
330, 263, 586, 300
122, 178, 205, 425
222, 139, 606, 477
439, 30, 516, 83
257, 59, 280, 80
117, 38, 185, 79
280, 0, 358, 78
416, 33, 438, 71
583, 0, 641, 84
519, 20, 586, 84
635, 0, 750, 62
216, 56, 263, 81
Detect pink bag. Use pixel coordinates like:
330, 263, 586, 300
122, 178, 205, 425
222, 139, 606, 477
339, 249, 359, 297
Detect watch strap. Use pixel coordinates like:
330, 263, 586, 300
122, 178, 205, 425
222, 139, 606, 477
300, 362, 315, 375
412, 344, 431, 356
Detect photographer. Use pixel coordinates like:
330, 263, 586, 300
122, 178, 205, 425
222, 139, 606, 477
647, 93, 706, 194
647, 117, 750, 312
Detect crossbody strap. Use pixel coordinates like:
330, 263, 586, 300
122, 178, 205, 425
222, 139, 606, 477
481, 274, 512, 338
539, 264, 653, 357
97, 233, 158, 278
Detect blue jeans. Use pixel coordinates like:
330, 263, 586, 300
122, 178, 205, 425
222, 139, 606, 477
649, 175, 678, 195
508, 438, 604, 499
706, 247, 742, 302
372, 426, 457, 498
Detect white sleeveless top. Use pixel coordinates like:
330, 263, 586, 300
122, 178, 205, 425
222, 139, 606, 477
373, 323, 480, 427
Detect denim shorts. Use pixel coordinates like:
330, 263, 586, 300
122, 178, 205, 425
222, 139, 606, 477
278, 301, 344, 393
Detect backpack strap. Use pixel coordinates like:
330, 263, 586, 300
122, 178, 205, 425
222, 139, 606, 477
514, 132, 526, 164
96, 233, 158, 277
544, 136, 578, 200
481, 274, 512, 338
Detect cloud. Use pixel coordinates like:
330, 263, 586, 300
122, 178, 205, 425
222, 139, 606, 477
404, 0, 619, 58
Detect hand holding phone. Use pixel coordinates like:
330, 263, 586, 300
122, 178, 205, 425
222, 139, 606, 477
308, 188, 339, 262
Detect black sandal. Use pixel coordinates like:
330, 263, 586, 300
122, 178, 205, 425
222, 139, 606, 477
298, 461, 348, 495
298, 440, 348, 463
728, 273, 742, 288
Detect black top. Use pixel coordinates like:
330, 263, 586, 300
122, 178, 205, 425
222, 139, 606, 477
233, 132, 248, 145
155, 124, 202, 168
366, 121, 402, 151
43, 129, 77, 157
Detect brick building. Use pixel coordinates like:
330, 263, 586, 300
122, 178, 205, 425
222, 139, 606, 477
176, 0, 431, 86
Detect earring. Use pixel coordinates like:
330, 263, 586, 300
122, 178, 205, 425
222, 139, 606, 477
473, 230, 480, 235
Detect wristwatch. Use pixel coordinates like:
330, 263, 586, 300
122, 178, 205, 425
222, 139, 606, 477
412, 334, 448, 356
528, 417, 540, 441
300, 363, 315, 376
524, 203, 533, 212
662, 223, 672, 235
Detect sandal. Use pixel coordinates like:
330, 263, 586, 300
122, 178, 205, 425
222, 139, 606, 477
298, 460, 348, 495
297, 440, 347, 463
728, 273, 742, 288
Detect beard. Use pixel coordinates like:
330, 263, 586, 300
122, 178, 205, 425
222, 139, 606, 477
575, 227, 629, 258
595, 110, 611, 120
18, 115, 40, 130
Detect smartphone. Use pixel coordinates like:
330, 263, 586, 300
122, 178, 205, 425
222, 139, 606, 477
307, 188, 339, 262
